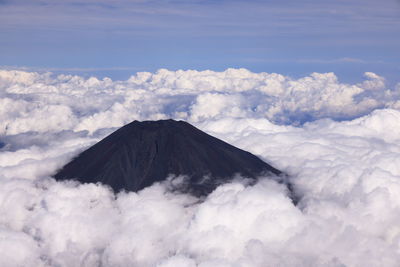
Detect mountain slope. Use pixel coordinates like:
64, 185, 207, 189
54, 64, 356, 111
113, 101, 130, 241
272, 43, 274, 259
54, 120, 283, 195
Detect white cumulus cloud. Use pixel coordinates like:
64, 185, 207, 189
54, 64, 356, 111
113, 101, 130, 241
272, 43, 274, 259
1, 68, 400, 266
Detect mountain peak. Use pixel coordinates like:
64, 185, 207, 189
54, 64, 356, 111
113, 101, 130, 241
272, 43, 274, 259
54, 119, 283, 196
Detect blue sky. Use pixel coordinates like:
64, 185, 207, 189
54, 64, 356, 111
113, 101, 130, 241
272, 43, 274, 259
1, 0, 399, 83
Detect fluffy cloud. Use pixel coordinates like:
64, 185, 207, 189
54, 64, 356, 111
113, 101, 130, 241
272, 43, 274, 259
1, 68, 397, 136
1, 68, 400, 266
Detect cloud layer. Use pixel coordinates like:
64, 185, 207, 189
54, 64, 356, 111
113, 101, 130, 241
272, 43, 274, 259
1, 69, 400, 266
1, 68, 398, 135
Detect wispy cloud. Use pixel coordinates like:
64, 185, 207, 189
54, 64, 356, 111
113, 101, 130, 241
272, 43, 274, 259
5, 66, 141, 72
242, 57, 385, 65
0, 0, 399, 82
0, 66, 145, 79
296, 58, 369, 64
1, 0, 399, 37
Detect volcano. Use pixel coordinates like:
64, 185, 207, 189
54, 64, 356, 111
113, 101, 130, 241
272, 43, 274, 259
54, 120, 284, 196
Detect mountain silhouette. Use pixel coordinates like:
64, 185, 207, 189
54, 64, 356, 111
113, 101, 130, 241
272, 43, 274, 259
54, 119, 284, 196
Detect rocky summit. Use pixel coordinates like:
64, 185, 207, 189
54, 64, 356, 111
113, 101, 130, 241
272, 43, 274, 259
54, 119, 284, 196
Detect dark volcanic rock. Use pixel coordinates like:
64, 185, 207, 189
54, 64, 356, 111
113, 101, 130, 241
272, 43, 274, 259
54, 119, 283, 196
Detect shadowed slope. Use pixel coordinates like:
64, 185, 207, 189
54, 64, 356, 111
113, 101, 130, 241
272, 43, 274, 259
54, 120, 283, 196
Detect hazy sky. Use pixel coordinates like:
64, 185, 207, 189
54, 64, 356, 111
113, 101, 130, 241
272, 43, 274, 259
1, 0, 399, 82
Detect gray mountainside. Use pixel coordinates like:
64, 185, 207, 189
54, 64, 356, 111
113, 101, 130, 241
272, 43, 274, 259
54, 120, 284, 196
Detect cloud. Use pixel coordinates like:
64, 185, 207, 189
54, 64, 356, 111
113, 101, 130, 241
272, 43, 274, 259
0, 65, 142, 73
1, 68, 398, 135
1, 68, 400, 266
296, 57, 370, 64
2, 0, 399, 38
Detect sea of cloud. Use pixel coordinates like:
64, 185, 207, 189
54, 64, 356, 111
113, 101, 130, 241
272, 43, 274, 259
1, 68, 400, 266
